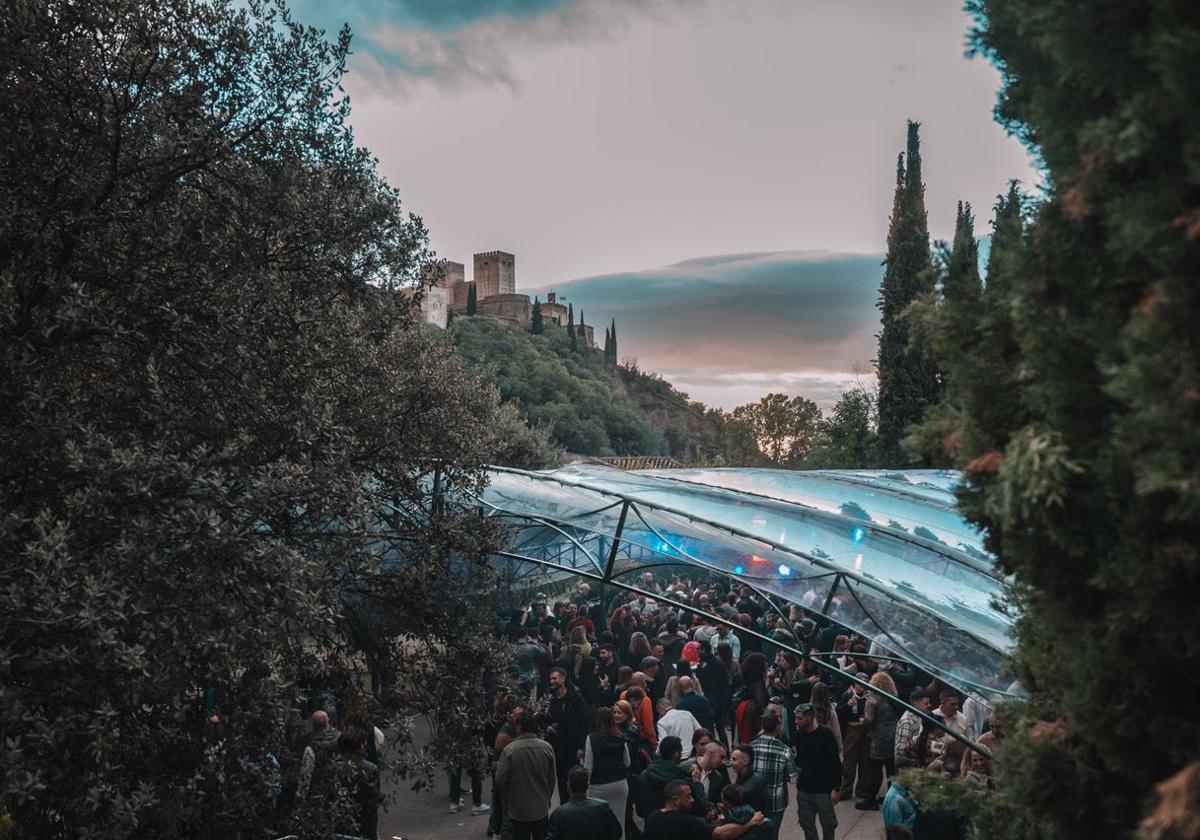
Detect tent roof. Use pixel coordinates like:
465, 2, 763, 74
481, 464, 1016, 700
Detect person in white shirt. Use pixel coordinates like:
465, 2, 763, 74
656, 697, 700, 746
931, 689, 969, 736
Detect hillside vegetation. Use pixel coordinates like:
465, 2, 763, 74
448, 318, 877, 469
449, 318, 723, 461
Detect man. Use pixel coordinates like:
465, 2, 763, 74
546, 667, 589, 803
572, 583, 592, 608
596, 644, 620, 705
547, 765, 623, 840
655, 617, 688, 664
729, 744, 767, 813
657, 697, 701, 747
750, 715, 796, 840
496, 712, 558, 840
696, 642, 731, 744
514, 628, 551, 701
931, 689, 968, 737
894, 690, 930, 768
638, 737, 706, 820
641, 656, 665, 705
676, 676, 716, 733
644, 779, 766, 840
692, 742, 730, 805
332, 731, 381, 840
792, 704, 841, 840
297, 710, 341, 801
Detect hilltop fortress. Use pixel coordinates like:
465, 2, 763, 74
409, 250, 596, 347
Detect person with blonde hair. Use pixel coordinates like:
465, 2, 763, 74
856, 671, 899, 811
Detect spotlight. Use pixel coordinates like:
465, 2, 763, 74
778, 564, 791, 577
733, 564, 745, 575
852, 527, 866, 544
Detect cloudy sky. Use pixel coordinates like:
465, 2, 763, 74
292, 0, 1039, 409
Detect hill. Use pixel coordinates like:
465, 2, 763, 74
448, 318, 722, 462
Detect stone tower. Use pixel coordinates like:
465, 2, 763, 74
473, 251, 515, 300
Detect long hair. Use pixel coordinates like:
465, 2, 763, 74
741, 651, 768, 685
629, 631, 651, 657
569, 625, 588, 646
869, 670, 898, 698
810, 682, 834, 727
594, 705, 620, 737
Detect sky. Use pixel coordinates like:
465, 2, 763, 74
291, 0, 1040, 410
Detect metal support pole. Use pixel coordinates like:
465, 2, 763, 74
820, 573, 842, 616
603, 501, 631, 581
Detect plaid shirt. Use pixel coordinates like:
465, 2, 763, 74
751, 733, 796, 812
894, 710, 923, 764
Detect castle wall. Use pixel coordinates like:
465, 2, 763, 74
477, 293, 531, 328
540, 301, 569, 326
400, 284, 449, 328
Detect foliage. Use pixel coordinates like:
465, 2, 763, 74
876, 121, 940, 466
452, 318, 667, 456
911, 1, 1200, 837
809, 387, 881, 469
0, 1, 511, 836
466, 281, 477, 315
729, 393, 824, 466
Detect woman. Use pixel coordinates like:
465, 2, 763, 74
809, 682, 843, 760
584, 707, 631, 827
734, 652, 770, 744
857, 671, 899, 810
613, 701, 648, 834
569, 624, 593, 659
624, 631, 652, 670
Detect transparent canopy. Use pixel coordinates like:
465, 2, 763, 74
478, 464, 1017, 704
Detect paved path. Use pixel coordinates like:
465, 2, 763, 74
378, 768, 884, 840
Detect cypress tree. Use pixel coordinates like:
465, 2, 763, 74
531, 295, 544, 334
567, 303, 576, 350
603, 326, 610, 360
909, 3, 1200, 837
466, 282, 477, 316
875, 120, 938, 466
902, 200, 984, 465
610, 318, 618, 364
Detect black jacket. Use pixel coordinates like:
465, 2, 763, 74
547, 687, 589, 758
676, 692, 716, 732
793, 725, 842, 794
548, 795, 623, 840
734, 769, 768, 812
637, 759, 707, 818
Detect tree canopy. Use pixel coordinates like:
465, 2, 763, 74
0, 1, 511, 836
910, 1, 1200, 836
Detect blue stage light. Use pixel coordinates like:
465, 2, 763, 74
778, 564, 791, 577
851, 527, 866, 544
733, 564, 745, 575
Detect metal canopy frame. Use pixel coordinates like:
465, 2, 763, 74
478, 465, 1015, 705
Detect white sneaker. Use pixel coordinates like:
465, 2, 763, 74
471, 803, 492, 816
449, 798, 464, 813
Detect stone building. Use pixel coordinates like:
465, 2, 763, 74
572, 322, 595, 348
539, 291, 569, 327
474, 251, 515, 300
477, 293, 532, 328
400, 283, 448, 328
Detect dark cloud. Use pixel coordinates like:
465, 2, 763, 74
535, 251, 883, 379
289, 0, 696, 93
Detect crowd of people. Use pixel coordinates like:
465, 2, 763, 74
473, 572, 1003, 840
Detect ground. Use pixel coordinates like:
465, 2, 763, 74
378, 769, 885, 840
